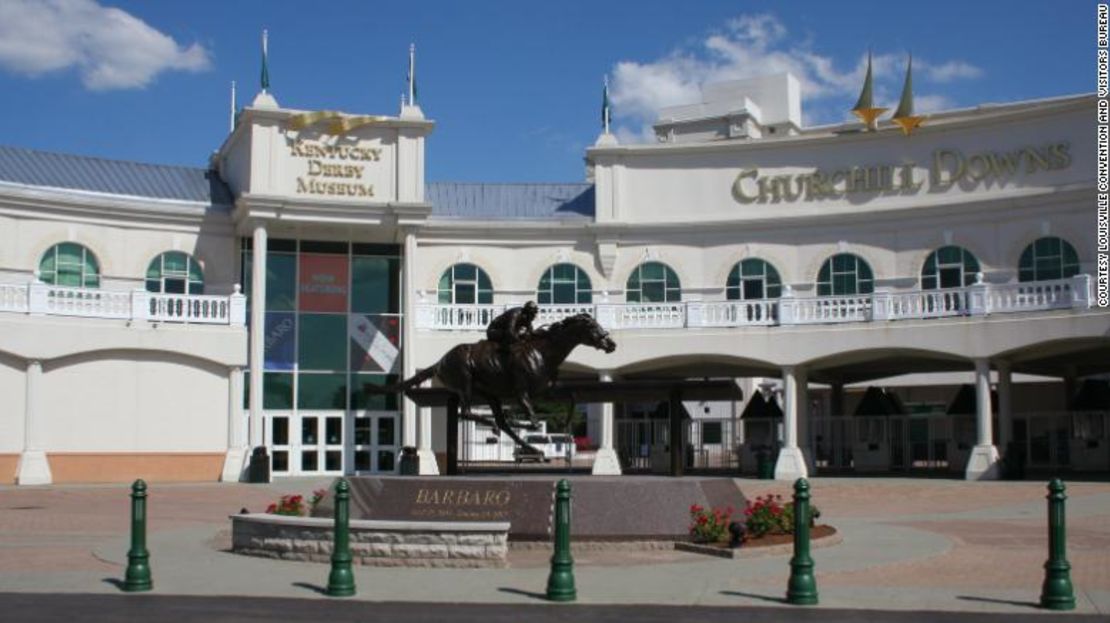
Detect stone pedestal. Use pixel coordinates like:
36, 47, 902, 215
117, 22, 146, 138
221, 446, 249, 482
590, 448, 622, 475
774, 446, 808, 481
416, 448, 440, 475
16, 450, 52, 485
965, 444, 1001, 480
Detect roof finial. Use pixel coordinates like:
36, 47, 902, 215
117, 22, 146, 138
851, 50, 887, 131
260, 29, 270, 93
229, 80, 237, 132
891, 53, 925, 136
407, 43, 417, 106
602, 74, 611, 134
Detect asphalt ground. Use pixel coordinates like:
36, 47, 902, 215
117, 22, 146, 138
0, 593, 1105, 623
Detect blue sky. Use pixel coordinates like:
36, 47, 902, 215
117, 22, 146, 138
0, 0, 1097, 183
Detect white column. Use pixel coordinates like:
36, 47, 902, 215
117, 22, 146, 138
774, 365, 808, 481
248, 225, 267, 450
401, 231, 418, 450
965, 358, 1001, 480
407, 231, 438, 475
997, 360, 1013, 453
17, 360, 52, 485
221, 366, 248, 482
795, 366, 816, 474
592, 370, 621, 475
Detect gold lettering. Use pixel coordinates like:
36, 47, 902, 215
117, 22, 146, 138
1024, 147, 1050, 173
931, 149, 965, 188
731, 169, 760, 204
494, 491, 510, 506
1051, 142, 1072, 169
416, 489, 431, 504
966, 155, 991, 181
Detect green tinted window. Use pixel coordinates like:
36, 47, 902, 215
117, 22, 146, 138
626, 262, 680, 303
266, 253, 297, 310
1018, 237, 1080, 282
351, 257, 399, 313
351, 374, 399, 410
298, 373, 347, 410
38, 242, 100, 288
263, 373, 293, 409
816, 254, 874, 296
921, 246, 980, 289
536, 263, 592, 304
145, 251, 205, 294
437, 263, 493, 304
726, 259, 782, 300
298, 313, 347, 370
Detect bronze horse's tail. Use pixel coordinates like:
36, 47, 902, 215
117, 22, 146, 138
365, 364, 438, 395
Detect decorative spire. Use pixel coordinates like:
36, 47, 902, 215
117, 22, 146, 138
260, 29, 270, 93
602, 74, 611, 134
851, 51, 886, 131
229, 80, 236, 132
891, 54, 926, 136
407, 43, 417, 106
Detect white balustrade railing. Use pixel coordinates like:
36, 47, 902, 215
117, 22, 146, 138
416, 303, 505, 331
983, 275, 1088, 314
0, 280, 245, 325
783, 294, 872, 325
0, 282, 28, 313
409, 275, 1099, 332
146, 292, 234, 324
885, 289, 969, 320
688, 300, 778, 327
597, 302, 686, 329
535, 304, 595, 326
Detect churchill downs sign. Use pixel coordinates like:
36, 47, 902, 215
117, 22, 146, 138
731, 142, 1072, 204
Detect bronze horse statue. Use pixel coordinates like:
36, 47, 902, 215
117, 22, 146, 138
388, 313, 616, 451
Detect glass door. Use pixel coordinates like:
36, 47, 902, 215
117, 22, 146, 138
349, 411, 399, 474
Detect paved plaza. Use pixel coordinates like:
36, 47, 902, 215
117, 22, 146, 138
0, 477, 1108, 618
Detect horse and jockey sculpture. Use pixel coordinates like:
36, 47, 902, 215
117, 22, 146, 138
385, 302, 616, 451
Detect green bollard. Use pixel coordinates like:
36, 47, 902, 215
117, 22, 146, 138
1039, 478, 1076, 610
786, 477, 818, 605
122, 479, 152, 592
326, 478, 356, 597
545, 479, 577, 602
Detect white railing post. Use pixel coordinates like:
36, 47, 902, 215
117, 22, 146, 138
1071, 274, 1092, 309
229, 284, 247, 326
130, 288, 151, 322
415, 303, 435, 329
967, 273, 990, 316
595, 303, 618, 330
686, 301, 704, 328
871, 288, 892, 321
28, 280, 48, 315
778, 286, 797, 325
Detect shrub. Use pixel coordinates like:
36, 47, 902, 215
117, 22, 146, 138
688, 504, 734, 543
743, 494, 822, 537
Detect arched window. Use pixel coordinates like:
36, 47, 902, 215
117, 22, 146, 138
921, 246, 980, 289
726, 259, 782, 300
537, 263, 592, 304
38, 242, 100, 288
626, 261, 681, 303
146, 251, 204, 294
1018, 237, 1080, 282
816, 253, 874, 296
437, 263, 493, 304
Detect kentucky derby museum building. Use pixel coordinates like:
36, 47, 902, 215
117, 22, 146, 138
0, 71, 1106, 486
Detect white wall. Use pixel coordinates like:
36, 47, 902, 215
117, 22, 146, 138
0, 353, 25, 453
39, 352, 228, 452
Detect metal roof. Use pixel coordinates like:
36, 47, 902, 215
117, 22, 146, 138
426, 182, 594, 220
0, 145, 233, 207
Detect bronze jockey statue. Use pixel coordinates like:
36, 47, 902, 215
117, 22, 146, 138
486, 301, 540, 361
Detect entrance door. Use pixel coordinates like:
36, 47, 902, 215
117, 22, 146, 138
350, 411, 399, 474
267, 411, 344, 476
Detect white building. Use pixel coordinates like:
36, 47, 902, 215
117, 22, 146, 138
0, 71, 1105, 485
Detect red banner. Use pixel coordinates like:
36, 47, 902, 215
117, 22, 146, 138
299, 254, 349, 312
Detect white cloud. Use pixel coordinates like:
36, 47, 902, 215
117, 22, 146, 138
920, 60, 982, 83
0, 0, 210, 90
915, 94, 956, 113
609, 13, 982, 141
